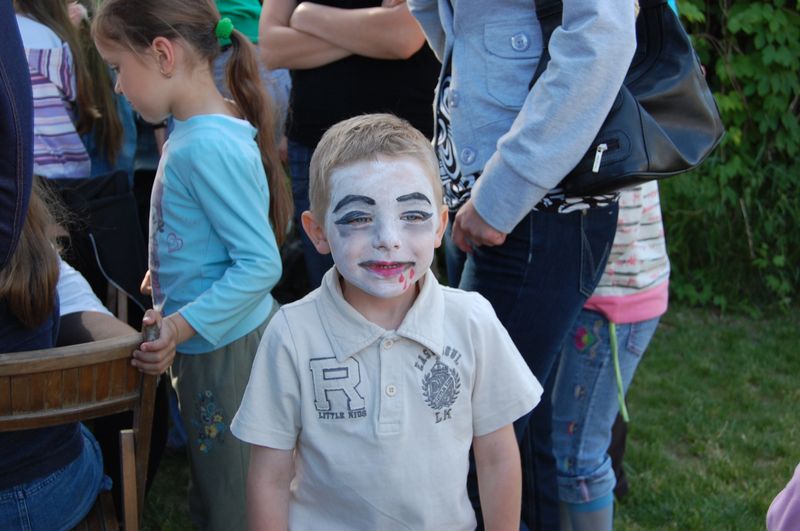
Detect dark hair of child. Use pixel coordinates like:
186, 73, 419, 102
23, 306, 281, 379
0, 178, 62, 328
75, 0, 124, 164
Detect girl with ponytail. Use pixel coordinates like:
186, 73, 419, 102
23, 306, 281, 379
92, 1, 292, 528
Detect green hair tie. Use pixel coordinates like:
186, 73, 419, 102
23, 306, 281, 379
215, 17, 234, 40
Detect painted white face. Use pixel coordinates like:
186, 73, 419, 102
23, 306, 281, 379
325, 156, 444, 302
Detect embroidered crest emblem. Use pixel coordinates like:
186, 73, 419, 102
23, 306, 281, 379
422, 359, 461, 410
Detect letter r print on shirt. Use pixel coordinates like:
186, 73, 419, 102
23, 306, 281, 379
309, 357, 366, 413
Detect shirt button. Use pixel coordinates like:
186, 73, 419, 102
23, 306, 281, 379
460, 147, 476, 165
382, 338, 394, 349
511, 32, 530, 52
448, 90, 460, 108
386, 384, 397, 397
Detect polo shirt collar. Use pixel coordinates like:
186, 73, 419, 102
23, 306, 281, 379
318, 267, 445, 362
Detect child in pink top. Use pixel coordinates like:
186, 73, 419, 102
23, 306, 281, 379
551, 181, 669, 531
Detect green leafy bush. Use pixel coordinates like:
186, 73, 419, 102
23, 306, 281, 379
662, 0, 799, 312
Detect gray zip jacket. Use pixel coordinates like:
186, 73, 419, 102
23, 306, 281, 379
408, 0, 636, 232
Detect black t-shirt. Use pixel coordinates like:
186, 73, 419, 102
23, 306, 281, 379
287, 0, 440, 147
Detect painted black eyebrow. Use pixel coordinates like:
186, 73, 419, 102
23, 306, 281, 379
396, 192, 431, 204
332, 194, 376, 213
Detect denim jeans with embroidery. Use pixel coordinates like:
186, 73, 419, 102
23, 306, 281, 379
0, 424, 111, 530
450, 204, 619, 530
551, 311, 660, 505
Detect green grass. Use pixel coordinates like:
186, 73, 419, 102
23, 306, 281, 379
142, 448, 191, 531
142, 306, 799, 530
616, 307, 799, 530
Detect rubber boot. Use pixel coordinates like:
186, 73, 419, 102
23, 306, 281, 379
561, 493, 613, 531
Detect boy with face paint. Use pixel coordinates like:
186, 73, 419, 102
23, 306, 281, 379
232, 114, 543, 531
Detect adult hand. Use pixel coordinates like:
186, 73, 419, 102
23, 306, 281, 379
451, 199, 506, 254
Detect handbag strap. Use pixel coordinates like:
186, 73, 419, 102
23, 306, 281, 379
529, 0, 668, 90
528, 0, 560, 90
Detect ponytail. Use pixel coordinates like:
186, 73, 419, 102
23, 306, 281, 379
226, 30, 293, 247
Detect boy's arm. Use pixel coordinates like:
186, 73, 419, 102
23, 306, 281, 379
247, 445, 294, 531
473, 424, 521, 531
259, 0, 351, 70
289, 1, 426, 60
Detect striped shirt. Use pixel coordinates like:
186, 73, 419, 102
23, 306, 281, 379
584, 180, 670, 324
17, 15, 90, 180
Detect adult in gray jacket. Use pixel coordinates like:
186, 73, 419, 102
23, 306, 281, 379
408, 1, 636, 529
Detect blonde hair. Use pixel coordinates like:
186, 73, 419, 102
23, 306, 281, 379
92, 0, 293, 245
308, 114, 442, 220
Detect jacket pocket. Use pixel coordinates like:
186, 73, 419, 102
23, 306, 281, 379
482, 20, 541, 109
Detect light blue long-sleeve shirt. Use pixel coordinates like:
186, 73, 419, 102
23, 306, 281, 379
408, 0, 637, 233
149, 114, 281, 354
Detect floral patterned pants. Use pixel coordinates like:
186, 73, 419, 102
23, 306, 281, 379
170, 304, 275, 531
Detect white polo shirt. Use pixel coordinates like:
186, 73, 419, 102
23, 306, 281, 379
232, 268, 542, 530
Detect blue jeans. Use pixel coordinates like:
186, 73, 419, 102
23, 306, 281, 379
552, 311, 660, 505
288, 140, 334, 288
0, 424, 111, 531
450, 204, 619, 530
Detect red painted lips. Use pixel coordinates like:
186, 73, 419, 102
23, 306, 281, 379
359, 261, 414, 278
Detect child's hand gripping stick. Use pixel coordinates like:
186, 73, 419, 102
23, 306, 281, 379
143, 321, 161, 343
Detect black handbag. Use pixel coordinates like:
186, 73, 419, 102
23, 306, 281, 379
530, 0, 725, 196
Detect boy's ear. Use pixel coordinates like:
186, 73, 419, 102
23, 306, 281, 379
301, 210, 331, 255
433, 207, 448, 249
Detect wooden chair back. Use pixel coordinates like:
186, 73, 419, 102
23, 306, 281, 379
0, 331, 157, 530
